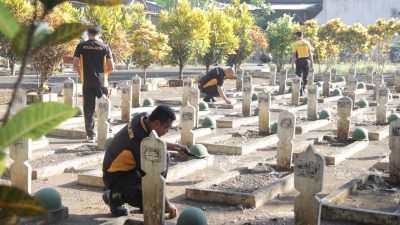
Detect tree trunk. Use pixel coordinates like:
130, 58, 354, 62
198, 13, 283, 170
10, 63, 16, 76
206, 64, 210, 73
179, 63, 184, 80
143, 70, 147, 84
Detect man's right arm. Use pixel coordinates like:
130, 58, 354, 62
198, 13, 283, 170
73, 57, 81, 78
217, 86, 231, 104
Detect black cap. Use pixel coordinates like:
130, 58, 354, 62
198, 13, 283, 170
88, 25, 101, 36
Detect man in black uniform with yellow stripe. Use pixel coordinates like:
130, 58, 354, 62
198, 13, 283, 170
198, 67, 235, 104
102, 105, 190, 217
291, 31, 313, 96
73, 26, 114, 142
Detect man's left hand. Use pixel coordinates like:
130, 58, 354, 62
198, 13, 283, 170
174, 144, 191, 157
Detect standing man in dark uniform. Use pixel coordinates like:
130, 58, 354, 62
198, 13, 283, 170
102, 105, 190, 217
291, 31, 313, 96
73, 26, 114, 142
198, 67, 235, 104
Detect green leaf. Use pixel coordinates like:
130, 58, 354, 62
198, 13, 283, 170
0, 2, 20, 40
40, 0, 124, 12
38, 23, 92, 49
0, 151, 5, 177
0, 185, 46, 217
0, 102, 79, 150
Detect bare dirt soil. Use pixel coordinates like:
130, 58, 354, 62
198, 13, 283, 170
29, 145, 101, 167
216, 130, 266, 145
210, 163, 291, 193
341, 176, 400, 212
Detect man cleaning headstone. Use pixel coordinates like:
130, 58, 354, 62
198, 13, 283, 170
102, 105, 192, 217
198, 67, 235, 104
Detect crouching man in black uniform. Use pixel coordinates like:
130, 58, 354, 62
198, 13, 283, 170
102, 105, 190, 217
198, 67, 235, 104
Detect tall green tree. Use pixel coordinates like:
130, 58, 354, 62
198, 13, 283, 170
368, 18, 400, 72
0, 0, 33, 75
339, 23, 369, 66
317, 18, 346, 69
201, 7, 239, 72
31, 2, 81, 93
224, 0, 255, 69
266, 14, 294, 71
159, 0, 209, 79
131, 21, 170, 83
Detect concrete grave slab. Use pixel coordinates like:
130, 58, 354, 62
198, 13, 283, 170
186, 161, 294, 208
321, 174, 400, 225
215, 114, 260, 128
28, 144, 104, 179
77, 155, 215, 188
297, 136, 369, 166
198, 131, 279, 155
295, 119, 331, 134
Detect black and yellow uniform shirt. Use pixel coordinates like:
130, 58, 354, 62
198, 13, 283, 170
73, 40, 112, 88
291, 40, 311, 59
102, 112, 150, 174
199, 67, 225, 88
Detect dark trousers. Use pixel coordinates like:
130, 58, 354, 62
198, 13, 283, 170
103, 154, 170, 209
295, 58, 310, 92
82, 86, 108, 137
198, 85, 219, 99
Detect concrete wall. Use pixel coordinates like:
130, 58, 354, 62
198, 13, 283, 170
315, 0, 400, 26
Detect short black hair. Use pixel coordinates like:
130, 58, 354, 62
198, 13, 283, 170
295, 31, 303, 38
88, 25, 101, 36
149, 105, 176, 123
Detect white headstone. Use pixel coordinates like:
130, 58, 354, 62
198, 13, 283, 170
258, 91, 271, 134
376, 86, 389, 125
292, 77, 301, 106
121, 82, 132, 122
323, 71, 331, 97
9, 139, 32, 194
294, 144, 325, 225
188, 87, 200, 128
308, 68, 315, 85
9, 89, 32, 193
131, 75, 141, 107
97, 96, 111, 150
242, 73, 252, 117
64, 77, 76, 107
337, 96, 353, 141
279, 69, 287, 95
366, 66, 374, 84
236, 68, 244, 92
349, 68, 356, 79
348, 77, 358, 108
277, 110, 296, 169
307, 85, 318, 120
374, 74, 384, 100
180, 102, 195, 148
269, 64, 277, 86
140, 131, 167, 225
182, 78, 193, 105
389, 119, 400, 183
395, 70, 400, 93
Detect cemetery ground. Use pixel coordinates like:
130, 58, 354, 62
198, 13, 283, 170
1, 64, 400, 225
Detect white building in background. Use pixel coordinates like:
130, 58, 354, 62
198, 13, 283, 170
315, 0, 400, 26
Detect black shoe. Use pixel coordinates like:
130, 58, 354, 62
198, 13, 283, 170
111, 205, 129, 217
103, 191, 129, 217
210, 97, 217, 102
203, 97, 211, 103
